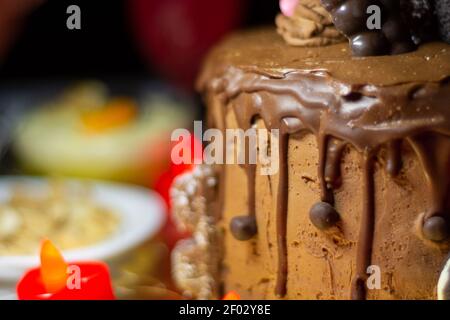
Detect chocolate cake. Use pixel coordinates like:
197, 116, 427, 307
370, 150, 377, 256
171, 0, 450, 300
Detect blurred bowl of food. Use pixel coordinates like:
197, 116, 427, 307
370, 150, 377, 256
0, 176, 166, 299
9, 81, 193, 186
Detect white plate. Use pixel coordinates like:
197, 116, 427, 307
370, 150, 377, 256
0, 177, 166, 294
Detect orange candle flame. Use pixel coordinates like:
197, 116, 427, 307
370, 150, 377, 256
40, 239, 68, 294
222, 291, 241, 300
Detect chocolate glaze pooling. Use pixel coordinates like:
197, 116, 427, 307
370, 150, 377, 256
198, 29, 450, 299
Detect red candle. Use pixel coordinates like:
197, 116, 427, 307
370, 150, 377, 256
17, 240, 115, 300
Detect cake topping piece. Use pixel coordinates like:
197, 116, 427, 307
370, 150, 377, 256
436, 0, 450, 43
350, 31, 390, 57
276, 0, 345, 47
230, 215, 257, 241
399, 0, 436, 45
309, 202, 340, 230
320, 0, 437, 56
423, 216, 449, 242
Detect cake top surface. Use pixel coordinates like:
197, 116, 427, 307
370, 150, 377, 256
199, 28, 450, 87
198, 28, 450, 151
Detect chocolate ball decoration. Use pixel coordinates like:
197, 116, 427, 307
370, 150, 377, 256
321, 0, 344, 11
309, 202, 340, 230
230, 215, 257, 241
400, 0, 437, 45
333, 0, 372, 36
390, 41, 415, 55
382, 18, 408, 43
351, 32, 389, 56
423, 216, 449, 242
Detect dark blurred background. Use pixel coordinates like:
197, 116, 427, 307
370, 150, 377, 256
0, 0, 278, 85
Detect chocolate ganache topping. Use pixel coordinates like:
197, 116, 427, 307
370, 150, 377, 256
198, 29, 450, 299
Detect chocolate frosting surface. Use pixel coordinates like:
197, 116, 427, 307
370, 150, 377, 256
199, 28, 450, 87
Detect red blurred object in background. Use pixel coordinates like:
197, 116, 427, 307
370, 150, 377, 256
154, 133, 203, 249
128, 0, 247, 90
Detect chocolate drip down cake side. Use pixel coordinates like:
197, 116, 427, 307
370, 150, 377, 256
171, 0, 450, 300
